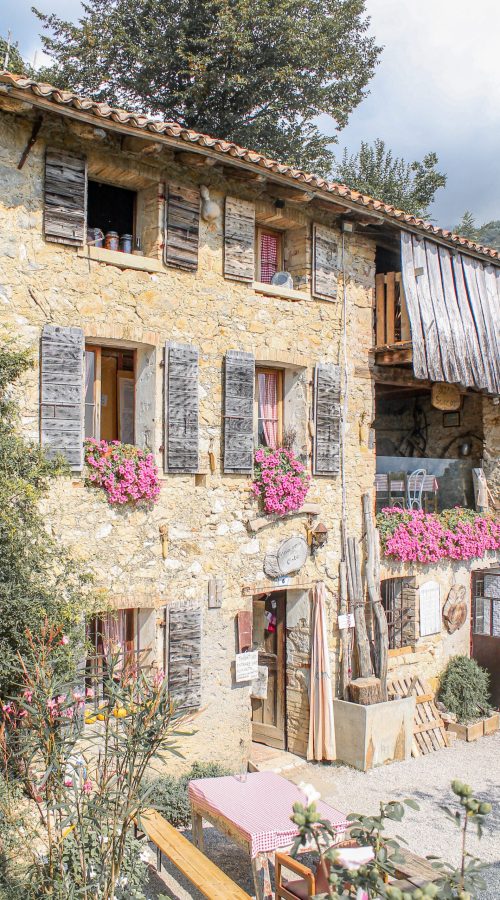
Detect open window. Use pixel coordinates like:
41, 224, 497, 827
85, 345, 135, 444
87, 180, 136, 252
255, 367, 284, 449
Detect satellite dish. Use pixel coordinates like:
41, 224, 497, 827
271, 271, 293, 289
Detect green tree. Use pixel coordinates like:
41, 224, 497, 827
0, 347, 90, 700
0, 36, 27, 75
452, 210, 479, 240
334, 138, 447, 217
34, 0, 381, 175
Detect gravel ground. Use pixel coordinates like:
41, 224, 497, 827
146, 730, 500, 899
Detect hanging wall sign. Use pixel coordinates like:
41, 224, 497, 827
419, 580, 441, 636
235, 650, 259, 683
263, 535, 309, 579
431, 383, 461, 411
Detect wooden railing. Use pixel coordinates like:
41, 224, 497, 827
375, 271, 411, 347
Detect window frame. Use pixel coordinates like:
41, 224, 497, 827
381, 575, 417, 651
255, 226, 284, 284
254, 366, 284, 449
86, 178, 138, 253
85, 344, 136, 444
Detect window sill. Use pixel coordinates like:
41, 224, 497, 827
77, 246, 165, 274
252, 281, 310, 302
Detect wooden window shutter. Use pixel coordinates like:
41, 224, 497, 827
164, 183, 200, 270
40, 324, 84, 471
224, 196, 255, 282
44, 150, 87, 246
164, 342, 199, 473
223, 350, 255, 473
313, 223, 340, 301
313, 362, 341, 475
168, 601, 202, 709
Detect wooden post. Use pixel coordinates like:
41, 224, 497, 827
338, 561, 350, 699
346, 536, 372, 679
362, 492, 389, 700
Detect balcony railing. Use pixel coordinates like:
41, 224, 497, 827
374, 272, 412, 364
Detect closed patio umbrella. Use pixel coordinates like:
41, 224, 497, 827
307, 581, 336, 761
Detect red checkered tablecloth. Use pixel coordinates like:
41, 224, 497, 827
188, 771, 347, 858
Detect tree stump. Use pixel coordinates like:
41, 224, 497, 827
348, 676, 383, 706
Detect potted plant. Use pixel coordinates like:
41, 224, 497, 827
438, 655, 498, 741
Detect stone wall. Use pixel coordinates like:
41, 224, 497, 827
0, 107, 376, 770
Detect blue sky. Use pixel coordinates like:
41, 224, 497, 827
2, 0, 500, 229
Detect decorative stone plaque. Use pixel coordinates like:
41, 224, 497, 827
442, 584, 467, 634
263, 535, 308, 579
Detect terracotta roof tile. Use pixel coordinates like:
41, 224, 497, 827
1, 70, 499, 262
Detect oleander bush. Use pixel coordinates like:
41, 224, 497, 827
377, 506, 500, 563
438, 655, 490, 724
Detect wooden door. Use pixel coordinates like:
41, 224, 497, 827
471, 571, 500, 708
251, 592, 286, 750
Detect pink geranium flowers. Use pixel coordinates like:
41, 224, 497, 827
84, 439, 160, 505
377, 506, 500, 563
252, 447, 310, 516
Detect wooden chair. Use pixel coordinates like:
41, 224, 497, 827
275, 840, 358, 900
388, 471, 407, 508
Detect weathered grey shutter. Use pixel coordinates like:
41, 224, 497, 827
223, 350, 255, 473
313, 363, 340, 475
164, 342, 199, 473
164, 183, 200, 270
312, 223, 340, 301
400, 580, 418, 646
40, 324, 84, 471
168, 601, 202, 709
224, 197, 255, 282
44, 150, 87, 246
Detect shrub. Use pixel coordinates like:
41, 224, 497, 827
438, 655, 490, 723
149, 761, 230, 827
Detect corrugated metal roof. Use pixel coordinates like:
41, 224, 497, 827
1, 70, 499, 263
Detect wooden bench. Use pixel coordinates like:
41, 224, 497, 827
135, 808, 252, 900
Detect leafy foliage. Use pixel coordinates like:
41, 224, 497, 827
0, 37, 26, 76
147, 761, 230, 828
291, 781, 491, 898
0, 628, 194, 898
438, 655, 490, 724
0, 348, 91, 700
334, 138, 447, 216
34, 0, 381, 174
453, 211, 500, 252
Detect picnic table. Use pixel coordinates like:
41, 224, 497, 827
188, 771, 347, 900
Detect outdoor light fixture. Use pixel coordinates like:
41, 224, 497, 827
305, 517, 328, 554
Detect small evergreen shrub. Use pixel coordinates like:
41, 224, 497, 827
438, 655, 490, 723
148, 762, 230, 827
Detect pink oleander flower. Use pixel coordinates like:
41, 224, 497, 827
64, 777, 73, 788
82, 779, 92, 795
60, 635, 69, 646
252, 447, 310, 517
84, 440, 161, 507
23, 689, 33, 703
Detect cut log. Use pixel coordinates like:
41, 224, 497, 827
339, 561, 350, 700
346, 536, 372, 679
349, 677, 383, 706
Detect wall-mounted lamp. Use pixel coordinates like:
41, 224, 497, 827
305, 516, 328, 555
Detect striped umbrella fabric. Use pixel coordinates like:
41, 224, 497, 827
307, 581, 336, 761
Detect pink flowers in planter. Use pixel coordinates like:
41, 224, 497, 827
84, 439, 161, 505
377, 506, 500, 563
252, 447, 310, 516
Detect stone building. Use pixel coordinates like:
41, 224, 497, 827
0, 71, 499, 769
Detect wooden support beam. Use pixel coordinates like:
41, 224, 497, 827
122, 135, 165, 155
385, 271, 396, 345
17, 116, 42, 169
176, 150, 218, 168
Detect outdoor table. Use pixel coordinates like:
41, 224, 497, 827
188, 771, 348, 900
375, 473, 439, 510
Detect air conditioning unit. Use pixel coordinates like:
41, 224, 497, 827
271, 271, 293, 289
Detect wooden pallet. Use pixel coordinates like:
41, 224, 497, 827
388, 674, 448, 756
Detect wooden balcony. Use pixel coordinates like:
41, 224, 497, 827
374, 272, 413, 365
